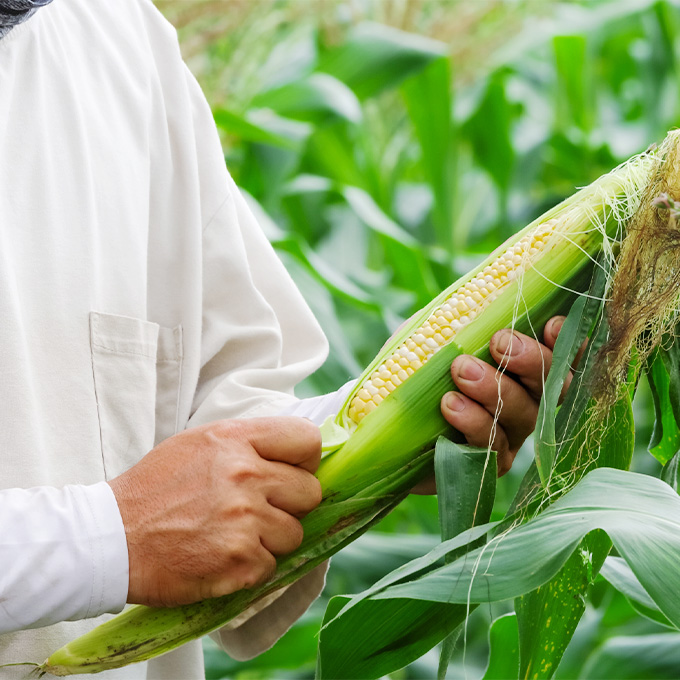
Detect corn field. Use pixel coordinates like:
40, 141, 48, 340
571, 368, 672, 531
92, 1, 680, 678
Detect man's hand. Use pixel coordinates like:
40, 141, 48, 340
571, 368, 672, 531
108, 417, 322, 608
441, 315, 568, 477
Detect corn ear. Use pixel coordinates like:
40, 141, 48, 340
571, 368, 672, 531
39, 139, 666, 675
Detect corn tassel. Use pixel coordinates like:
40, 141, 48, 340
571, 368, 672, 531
38, 138, 667, 675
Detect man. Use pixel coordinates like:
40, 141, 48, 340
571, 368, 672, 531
0, 1, 568, 678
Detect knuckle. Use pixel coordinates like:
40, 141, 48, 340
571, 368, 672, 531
300, 418, 322, 450
285, 517, 304, 549
227, 455, 261, 484
308, 477, 323, 508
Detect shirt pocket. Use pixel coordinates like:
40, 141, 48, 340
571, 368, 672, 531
90, 312, 183, 480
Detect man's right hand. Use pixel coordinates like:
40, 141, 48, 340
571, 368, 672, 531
108, 417, 323, 608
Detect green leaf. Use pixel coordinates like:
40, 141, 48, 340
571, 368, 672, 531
317, 523, 495, 680
662, 450, 680, 493
515, 533, 605, 680
401, 57, 455, 249
600, 556, 675, 628
213, 108, 309, 150
554, 35, 591, 132
326, 468, 680, 634
435, 439, 497, 545
253, 73, 362, 124
534, 261, 607, 485
483, 614, 520, 680
581, 634, 680, 680
647, 350, 680, 464
462, 74, 514, 201
515, 395, 634, 680
317, 22, 446, 100
434, 439, 497, 679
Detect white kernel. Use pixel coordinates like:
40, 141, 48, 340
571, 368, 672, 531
379, 369, 391, 381
378, 387, 390, 399
425, 337, 439, 350
413, 333, 427, 345
459, 315, 470, 325
405, 367, 415, 376
398, 369, 408, 381
367, 384, 379, 397
442, 309, 454, 322
442, 327, 454, 338
358, 388, 371, 401
406, 351, 418, 362
422, 326, 435, 338
372, 377, 385, 388
433, 332, 445, 345
471, 291, 483, 303
464, 296, 476, 308
398, 356, 409, 368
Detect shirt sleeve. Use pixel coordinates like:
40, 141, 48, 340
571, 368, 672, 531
0, 481, 128, 634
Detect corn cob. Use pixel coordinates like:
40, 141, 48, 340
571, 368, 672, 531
38, 139, 665, 676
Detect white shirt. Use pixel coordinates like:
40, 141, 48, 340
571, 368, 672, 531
0, 0, 345, 676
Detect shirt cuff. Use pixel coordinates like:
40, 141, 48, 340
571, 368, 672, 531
0, 481, 129, 633
75, 481, 130, 619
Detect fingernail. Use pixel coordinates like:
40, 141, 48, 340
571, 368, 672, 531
494, 330, 524, 356
549, 316, 565, 338
458, 357, 484, 381
445, 392, 465, 412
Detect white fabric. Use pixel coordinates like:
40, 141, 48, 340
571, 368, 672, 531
0, 482, 128, 634
0, 0, 343, 677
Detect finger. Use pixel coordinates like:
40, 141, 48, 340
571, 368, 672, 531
441, 391, 513, 475
544, 315, 587, 368
240, 417, 322, 472
264, 462, 323, 517
450, 355, 538, 453
489, 330, 556, 400
213, 544, 277, 595
259, 508, 305, 556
